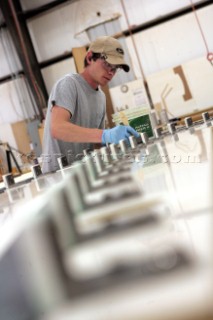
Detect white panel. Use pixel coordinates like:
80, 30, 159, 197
126, 5, 213, 76
118, 0, 206, 30
26, 0, 211, 64
20, 0, 205, 24
74, 0, 121, 35
0, 78, 36, 124
183, 57, 213, 109
0, 29, 22, 78
0, 124, 18, 152
27, 1, 88, 62
0, 41, 12, 77
0, 124, 23, 169
109, 79, 151, 113
41, 58, 76, 94
146, 56, 213, 118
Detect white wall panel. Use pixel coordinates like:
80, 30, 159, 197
0, 123, 23, 169
41, 58, 76, 94
0, 29, 22, 78
146, 56, 213, 118
126, 5, 213, 76
27, 1, 88, 62
0, 78, 36, 124
0, 124, 18, 152
118, 0, 206, 30
0, 40, 12, 77
26, 0, 210, 65
183, 57, 213, 109
74, 0, 121, 36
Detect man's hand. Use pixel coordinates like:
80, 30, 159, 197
102, 125, 140, 145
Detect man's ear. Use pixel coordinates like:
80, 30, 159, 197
87, 51, 92, 63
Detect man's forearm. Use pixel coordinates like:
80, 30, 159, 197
51, 121, 103, 143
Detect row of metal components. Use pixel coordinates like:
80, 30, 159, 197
0, 171, 179, 320
1, 112, 211, 190
0, 111, 203, 320
1, 112, 211, 187
153, 111, 212, 139
24, 109, 211, 220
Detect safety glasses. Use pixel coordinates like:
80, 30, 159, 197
101, 58, 122, 73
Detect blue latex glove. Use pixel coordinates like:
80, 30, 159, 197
102, 125, 140, 145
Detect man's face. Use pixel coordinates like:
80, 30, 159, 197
89, 58, 119, 87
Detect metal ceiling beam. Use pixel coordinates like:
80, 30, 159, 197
0, 0, 48, 121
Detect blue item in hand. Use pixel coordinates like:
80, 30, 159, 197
102, 125, 140, 145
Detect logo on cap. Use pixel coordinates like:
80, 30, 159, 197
116, 48, 124, 55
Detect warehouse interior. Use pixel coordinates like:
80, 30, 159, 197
0, 0, 213, 319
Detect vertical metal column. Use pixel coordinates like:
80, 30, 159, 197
0, 0, 48, 121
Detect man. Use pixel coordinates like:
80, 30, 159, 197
42, 36, 139, 173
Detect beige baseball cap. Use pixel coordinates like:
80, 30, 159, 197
88, 36, 130, 72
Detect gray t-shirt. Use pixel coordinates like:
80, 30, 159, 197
42, 73, 106, 173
